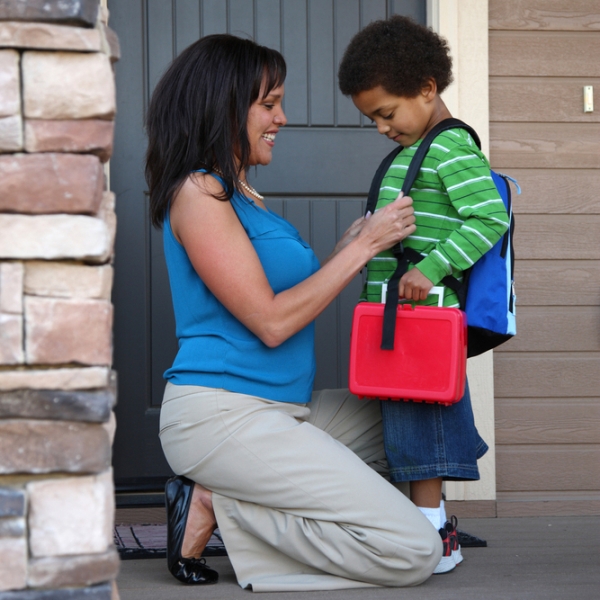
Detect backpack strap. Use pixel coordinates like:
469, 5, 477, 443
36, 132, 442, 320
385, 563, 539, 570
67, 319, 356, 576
379, 118, 480, 349
365, 145, 404, 216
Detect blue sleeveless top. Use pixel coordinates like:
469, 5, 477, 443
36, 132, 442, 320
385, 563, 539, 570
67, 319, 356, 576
163, 178, 320, 403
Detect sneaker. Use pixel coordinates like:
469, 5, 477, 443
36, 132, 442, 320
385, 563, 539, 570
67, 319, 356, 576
433, 528, 456, 574
444, 515, 464, 566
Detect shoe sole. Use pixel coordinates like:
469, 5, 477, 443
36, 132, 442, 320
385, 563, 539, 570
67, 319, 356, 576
433, 555, 456, 574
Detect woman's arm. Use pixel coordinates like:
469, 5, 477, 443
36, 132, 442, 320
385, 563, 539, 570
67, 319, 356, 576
171, 173, 415, 347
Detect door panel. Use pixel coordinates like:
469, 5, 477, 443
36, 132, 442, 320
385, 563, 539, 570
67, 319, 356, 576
249, 129, 399, 193
110, 0, 426, 487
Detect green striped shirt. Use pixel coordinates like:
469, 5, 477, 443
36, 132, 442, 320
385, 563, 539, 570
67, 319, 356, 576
364, 128, 510, 308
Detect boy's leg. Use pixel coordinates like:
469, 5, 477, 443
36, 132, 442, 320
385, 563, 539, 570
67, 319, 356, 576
410, 478, 444, 510
380, 380, 486, 483
408, 477, 457, 574
379, 382, 485, 574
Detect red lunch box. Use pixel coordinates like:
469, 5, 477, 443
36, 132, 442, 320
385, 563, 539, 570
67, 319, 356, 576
348, 301, 467, 406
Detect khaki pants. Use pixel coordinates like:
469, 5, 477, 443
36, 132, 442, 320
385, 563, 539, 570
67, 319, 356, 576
159, 383, 442, 592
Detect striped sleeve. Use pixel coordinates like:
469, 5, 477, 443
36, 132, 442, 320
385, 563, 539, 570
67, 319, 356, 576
414, 142, 510, 286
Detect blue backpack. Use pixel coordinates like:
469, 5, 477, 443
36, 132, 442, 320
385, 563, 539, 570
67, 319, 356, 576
366, 118, 518, 358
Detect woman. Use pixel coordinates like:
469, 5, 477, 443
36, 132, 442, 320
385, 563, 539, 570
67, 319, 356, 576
145, 34, 441, 592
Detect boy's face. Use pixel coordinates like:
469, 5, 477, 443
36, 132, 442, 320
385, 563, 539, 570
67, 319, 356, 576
352, 84, 435, 147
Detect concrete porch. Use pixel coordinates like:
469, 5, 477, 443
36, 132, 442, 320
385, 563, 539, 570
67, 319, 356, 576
117, 515, 599, 600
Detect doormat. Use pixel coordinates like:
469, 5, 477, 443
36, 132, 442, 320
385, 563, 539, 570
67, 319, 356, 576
113, 524, 227, 560
113, 524, 484, 560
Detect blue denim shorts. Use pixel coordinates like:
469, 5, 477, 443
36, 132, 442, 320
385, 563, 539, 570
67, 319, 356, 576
380, 379, 488, 482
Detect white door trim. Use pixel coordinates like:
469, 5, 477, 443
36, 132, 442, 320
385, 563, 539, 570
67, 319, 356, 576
428, 0, 496, 502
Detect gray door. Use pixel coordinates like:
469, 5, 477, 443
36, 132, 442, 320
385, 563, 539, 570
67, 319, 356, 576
110, 0, 426, 490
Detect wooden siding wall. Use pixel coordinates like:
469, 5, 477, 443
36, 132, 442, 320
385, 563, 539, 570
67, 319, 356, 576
489, 0, 600, 516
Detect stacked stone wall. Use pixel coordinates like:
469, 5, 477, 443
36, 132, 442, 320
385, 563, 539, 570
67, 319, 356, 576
0, 1, 120, 598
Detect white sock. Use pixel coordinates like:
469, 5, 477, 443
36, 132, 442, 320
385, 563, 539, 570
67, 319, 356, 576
440, 499, 447, 525
418, 506, 442, 531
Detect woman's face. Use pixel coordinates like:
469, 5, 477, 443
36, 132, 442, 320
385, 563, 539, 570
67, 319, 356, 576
246, 83, 287, 167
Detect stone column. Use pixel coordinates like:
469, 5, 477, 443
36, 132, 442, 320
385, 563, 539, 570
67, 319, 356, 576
0, 1, 121, 598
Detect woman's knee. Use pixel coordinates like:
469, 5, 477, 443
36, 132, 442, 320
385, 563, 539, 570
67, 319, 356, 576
344, 520, 442, 587
404, 528, 443, 585
395, 520, 442, 584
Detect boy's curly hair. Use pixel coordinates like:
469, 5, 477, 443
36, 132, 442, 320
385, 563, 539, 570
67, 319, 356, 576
338, 15, 453, 97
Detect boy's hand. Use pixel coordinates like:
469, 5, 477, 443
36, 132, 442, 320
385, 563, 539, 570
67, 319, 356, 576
399, 268, 434, 301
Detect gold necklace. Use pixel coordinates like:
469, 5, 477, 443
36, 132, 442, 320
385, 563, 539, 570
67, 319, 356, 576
213, 168, 264, 202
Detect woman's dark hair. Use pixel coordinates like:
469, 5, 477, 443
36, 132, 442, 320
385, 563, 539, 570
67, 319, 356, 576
338, 15, 452, 98
145, 34, 286, 227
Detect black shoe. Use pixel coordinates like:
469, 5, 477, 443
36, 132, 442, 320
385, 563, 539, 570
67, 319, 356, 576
165, 476, 219, 585
456, 529, 487, 547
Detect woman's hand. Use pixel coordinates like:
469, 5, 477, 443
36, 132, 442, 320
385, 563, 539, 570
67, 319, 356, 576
323, 193, 415, 266
357, 193, 416, 254
399, 268, 434, 301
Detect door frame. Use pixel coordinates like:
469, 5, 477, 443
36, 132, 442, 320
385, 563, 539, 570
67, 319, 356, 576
105, 0, 496, 504
429, 0, 496, 505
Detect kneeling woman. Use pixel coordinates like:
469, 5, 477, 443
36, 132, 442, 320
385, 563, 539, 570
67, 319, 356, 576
145, 33, 441, 592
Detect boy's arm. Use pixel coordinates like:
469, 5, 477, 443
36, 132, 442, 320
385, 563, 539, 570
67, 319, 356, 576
413, 144, 510, 287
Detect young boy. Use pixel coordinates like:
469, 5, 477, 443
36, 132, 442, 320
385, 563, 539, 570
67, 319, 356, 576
338, 16, 510, 574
